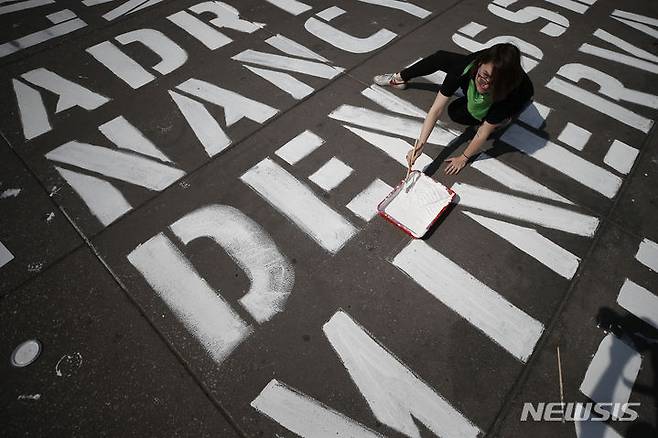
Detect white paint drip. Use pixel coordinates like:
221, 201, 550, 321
176, 78, 278, 126
636, 238, 658, 273
305, 13, 396, 54
517, 101, 552, 129
169, 90, 230, 157
324, 310, 481, 438
392, 240, 544, 362
354, 0, 431, 19
170, 205, 294, 324
17, 394, 41, 401
99, 116, 171, 162
0, 19, 87, 58
579, 334, 641, 420
251, 379, 384, 437
127, 233, 253, 364
54, 352, 83, 377
46, 141, 185, 191
243, 66, 314, 100
382, 173, 452, 237
27, 262, 43, 273
1, 188, 21, 198
308, 157, 353, 192
501, 124, 622, 198
361, 85, 427, 118
604, 140, 638, 175
12, 79, 51, 140
86, 41, 155, 89
264, 0, 311, 16
232, 50, 343, 79
331, 105, 456, 146
275, 130, 324, 165
266, 34, 329, 62
0, 0, 54, 15
557, 122, 590, 151
342, 125, 432, 172
471, 153, 573, 204
346, 179, 393, 221
463, 211, 580, 279
167, 11, 232, 50
452, 183, 599, 236
546, 77, 653, 134
0, 241, 14, 268
240, 158, 357, 254
617, 279, 658, 330
55, 167, 131, 226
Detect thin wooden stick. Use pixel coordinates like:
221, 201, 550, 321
557, 345, 565, 422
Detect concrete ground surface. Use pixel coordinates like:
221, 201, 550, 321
1, 0, 657, 437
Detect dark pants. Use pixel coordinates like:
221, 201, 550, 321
401, 50, 479, 126
399, 50, 463, 82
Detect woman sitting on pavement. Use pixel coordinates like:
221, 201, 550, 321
374, 43, 534, 175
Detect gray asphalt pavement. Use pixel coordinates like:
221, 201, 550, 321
1, 1, 657, 437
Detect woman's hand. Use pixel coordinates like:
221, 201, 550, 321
444, 154, 469, 175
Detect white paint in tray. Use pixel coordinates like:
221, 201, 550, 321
381, 173, 452, 237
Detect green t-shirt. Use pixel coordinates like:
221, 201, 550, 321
463, 62, 493, 121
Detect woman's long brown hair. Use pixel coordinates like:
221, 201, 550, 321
470, 43, 524, 101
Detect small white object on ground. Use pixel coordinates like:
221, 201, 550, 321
11, 339, 41, 367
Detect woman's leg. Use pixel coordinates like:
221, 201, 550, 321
400, 50, 465, 82
447, 97, 480, 126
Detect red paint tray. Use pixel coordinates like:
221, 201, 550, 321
377, 171, 455, 239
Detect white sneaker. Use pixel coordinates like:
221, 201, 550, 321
373, 73, 407, 89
